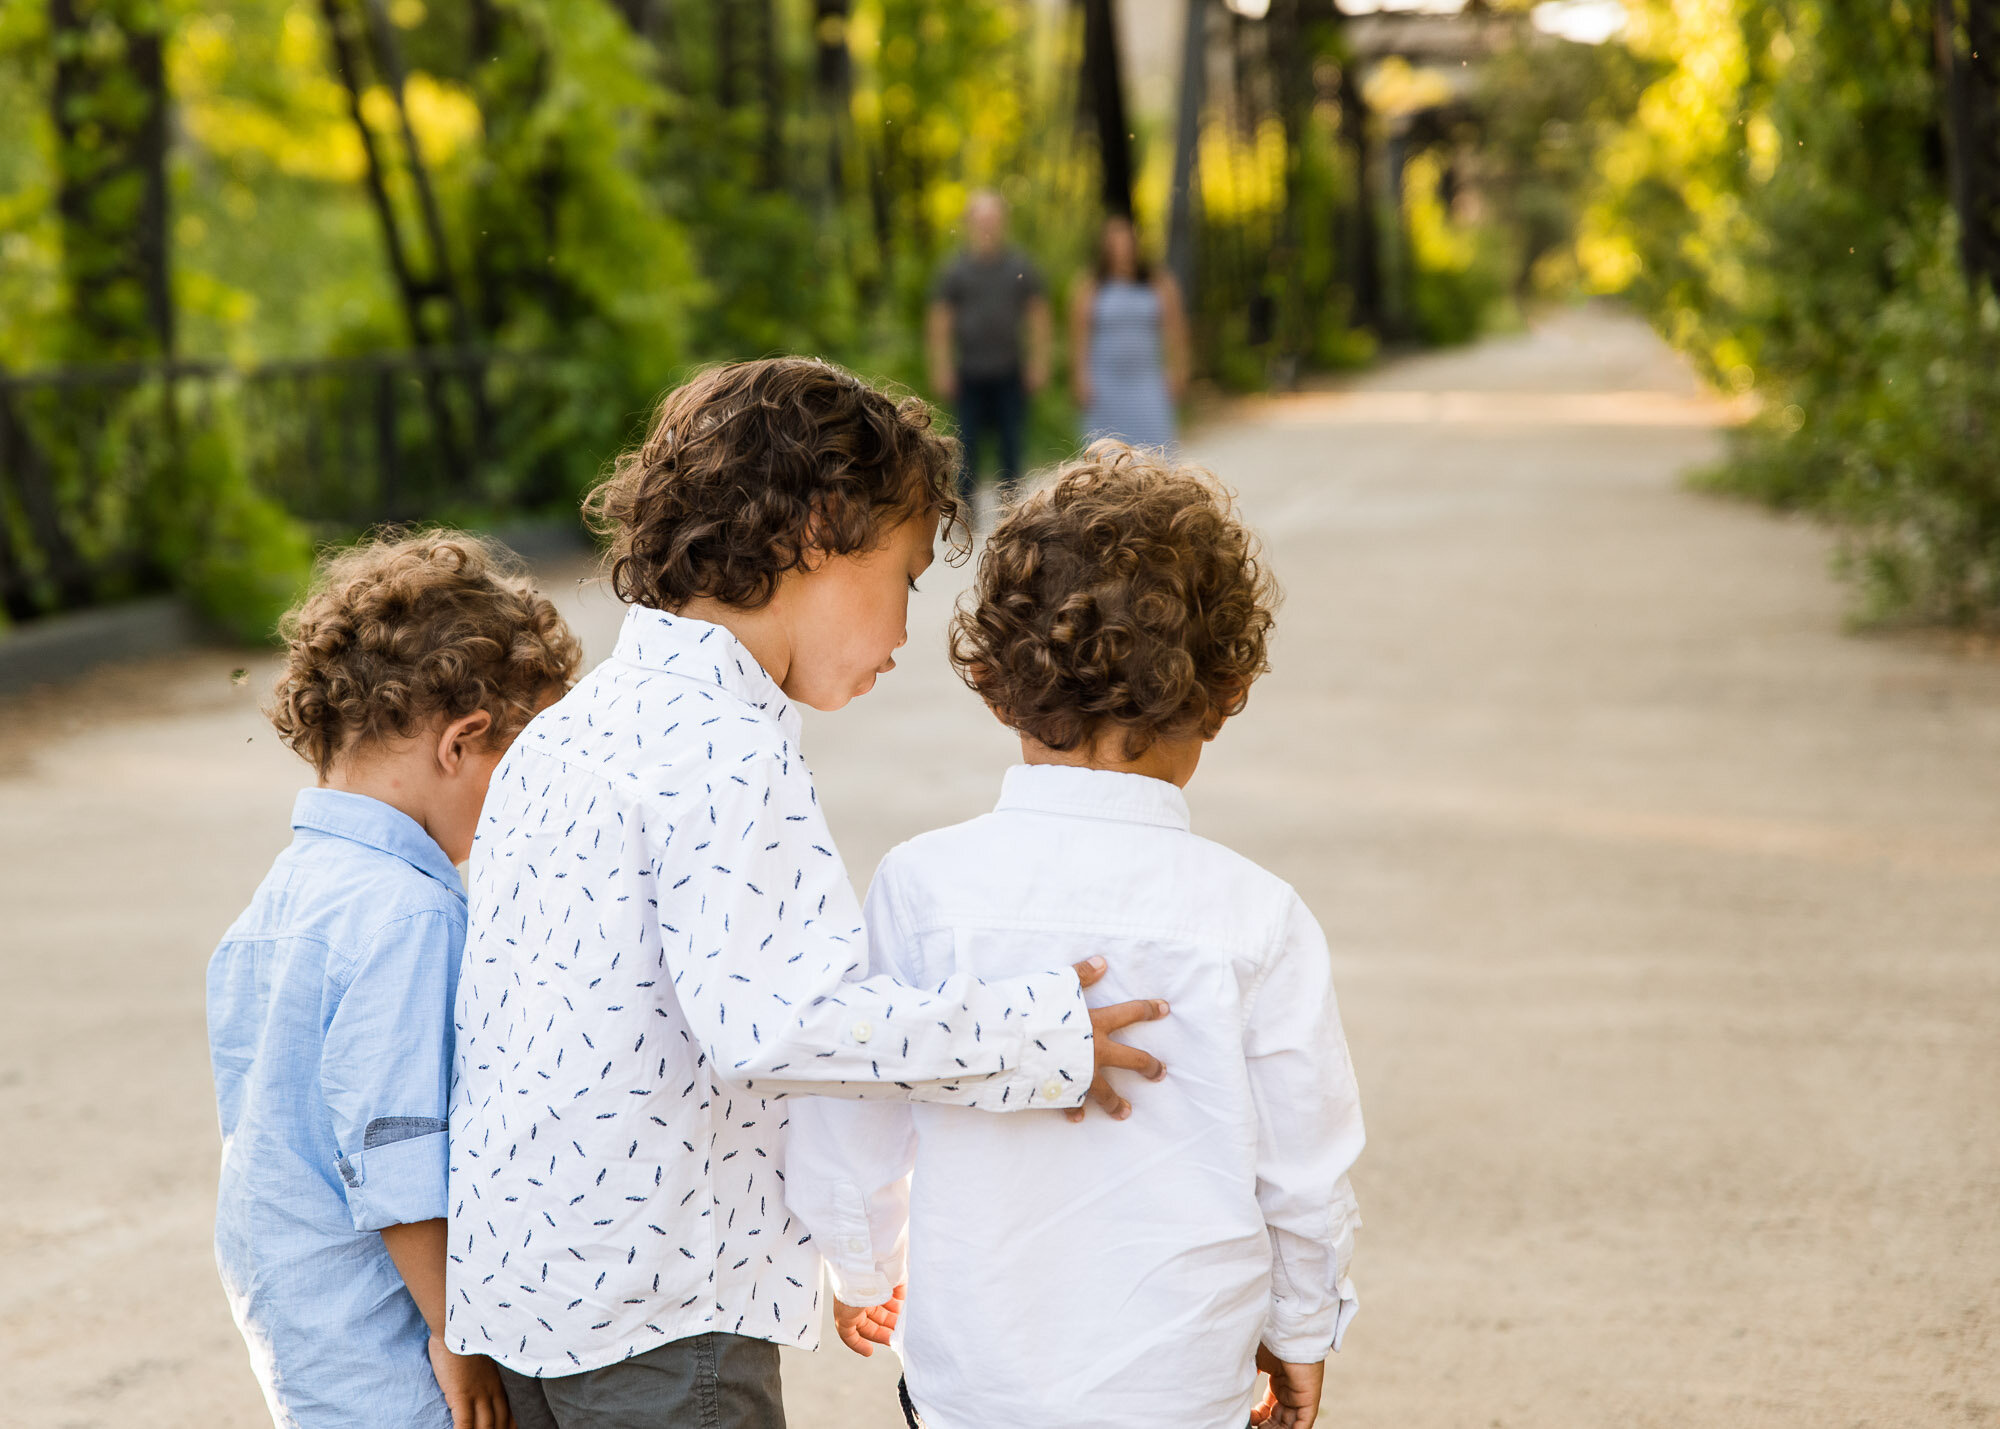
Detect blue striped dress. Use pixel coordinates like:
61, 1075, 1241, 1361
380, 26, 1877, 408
1085, 278, 1177, 450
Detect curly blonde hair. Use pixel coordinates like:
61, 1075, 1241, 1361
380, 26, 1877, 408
950, 442, 1278, 757
585, 357, 967, 612
269, 530, 582, 776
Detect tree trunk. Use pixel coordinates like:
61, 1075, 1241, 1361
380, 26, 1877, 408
717, 0, 739, 111
1270, 0, 1316, 372
319, 0, 472, 478
321, 0, 434, 347
49, 0, 174, 361
755, 0, 785, 190
359, 0, 476, 349
1080, 0, 1134, 218
815, 0, 851, 202
1333, 29, 1382, 335
1938, 0, 2000, 295
1166, 0, 1208, 306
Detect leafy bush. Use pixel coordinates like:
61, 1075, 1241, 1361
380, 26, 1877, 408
1403, 152, 1513, 347
1706, 222, 2000, 624
159, 422, 316, 644
1577, 0, 2000, 624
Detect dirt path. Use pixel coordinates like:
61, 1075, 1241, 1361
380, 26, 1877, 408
3, 307, 1994, 1427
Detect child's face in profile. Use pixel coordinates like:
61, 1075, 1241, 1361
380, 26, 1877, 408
777, 512, 936, 711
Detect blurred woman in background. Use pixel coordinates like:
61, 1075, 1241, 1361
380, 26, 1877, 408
1070, 216, 1190, 451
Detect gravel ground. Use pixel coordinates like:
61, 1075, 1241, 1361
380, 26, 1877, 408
3, 306, 1994, 1428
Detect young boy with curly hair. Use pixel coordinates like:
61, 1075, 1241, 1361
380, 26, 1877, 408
208, 531, 581, 1429
785, 442, 1367, 1429
444, 359, 1166, 1428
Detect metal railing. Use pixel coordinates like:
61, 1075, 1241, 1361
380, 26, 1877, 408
0, 348, 566, 623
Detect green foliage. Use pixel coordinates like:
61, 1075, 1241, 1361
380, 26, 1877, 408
2, 0, 1658, 635
1702, 221, 2000, 624
48, 0, 175, 361
0, 1, 62, 367
154, 418, 315, 642
1475, 25, 1656, 298
1403, 151, 1512, 346
0, 376, 311, 636
1582, 0, 2000, 622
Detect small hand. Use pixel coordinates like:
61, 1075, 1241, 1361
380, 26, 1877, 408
1250, 1344, 1324, 1429
1066, 957, 1169, 1122
833, 1286, 904, 1357
429, 1334, 514, 1429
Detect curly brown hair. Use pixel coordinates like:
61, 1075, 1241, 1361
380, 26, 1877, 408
951, 442, 1278, 757
585, 357, 967, 611
269, 530, 582, 776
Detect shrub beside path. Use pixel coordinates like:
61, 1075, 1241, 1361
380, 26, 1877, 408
2, 306, 1993, 1427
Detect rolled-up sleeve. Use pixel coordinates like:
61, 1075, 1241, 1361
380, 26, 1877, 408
1246, 894, 1365, 1362
321, 907, 459, 1232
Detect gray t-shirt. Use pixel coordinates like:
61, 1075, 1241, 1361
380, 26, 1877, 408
933, 247, 1046, 381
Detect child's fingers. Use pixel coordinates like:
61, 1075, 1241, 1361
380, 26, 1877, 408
1070, 956, 1108, 988
1085, 1075, 1132, 1120
1096, 1036, 1167, 1082
1090, 996, 1171, 1033
838, 1322, 876, 1357
856, 1311, 897, 1345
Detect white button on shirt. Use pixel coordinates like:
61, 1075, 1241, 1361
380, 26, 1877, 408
445, 609, 1095, 1376
785, 764, 1364, 1429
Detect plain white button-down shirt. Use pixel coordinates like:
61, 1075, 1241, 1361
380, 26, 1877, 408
786, 764, 1364, 1429
445, 609, 1095, 1376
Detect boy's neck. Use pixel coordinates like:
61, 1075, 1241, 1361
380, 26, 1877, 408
672, 597, 792, 690
322, 752, 444, 847
1019, 730, 1204, 789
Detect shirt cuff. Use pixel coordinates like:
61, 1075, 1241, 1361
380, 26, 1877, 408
822, 1258, 896, 1310
1263, 1270, 1359, 1363
973, 968, 1097, 1111
814, 1188, 898, 1309
335, 1129, 448, 1232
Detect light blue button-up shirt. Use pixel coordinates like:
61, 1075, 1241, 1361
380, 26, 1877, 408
207, 788, 464, 1428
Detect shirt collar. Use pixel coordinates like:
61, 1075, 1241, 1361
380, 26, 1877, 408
994, 763, 1191, 832
612, 605, 802, 747
290, 787, 465, 897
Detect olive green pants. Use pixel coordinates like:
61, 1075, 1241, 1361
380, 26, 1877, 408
497, 1332, 784, 1429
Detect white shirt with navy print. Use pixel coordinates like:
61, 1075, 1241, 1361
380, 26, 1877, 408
445, 605, 1096, 1376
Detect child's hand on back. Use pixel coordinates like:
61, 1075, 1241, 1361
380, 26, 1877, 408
1250, 1343, 1324, 1428
1066, 956, 1170, 1122
428, 1335, 514, 1429
833, 1286, 905, 1357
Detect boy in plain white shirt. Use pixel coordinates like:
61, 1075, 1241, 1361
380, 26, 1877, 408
786, 443, 1365, 1429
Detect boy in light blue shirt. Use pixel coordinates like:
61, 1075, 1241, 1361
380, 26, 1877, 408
207, 532, 579, 1428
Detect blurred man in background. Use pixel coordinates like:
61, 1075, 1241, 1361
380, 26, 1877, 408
927, 190, 1051, 505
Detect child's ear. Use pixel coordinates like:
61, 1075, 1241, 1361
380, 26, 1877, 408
437, 708, 495, 773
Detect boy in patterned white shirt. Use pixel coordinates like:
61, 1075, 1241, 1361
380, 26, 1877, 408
787, 445, 1365, 1429
447, 360, 1169, 1428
